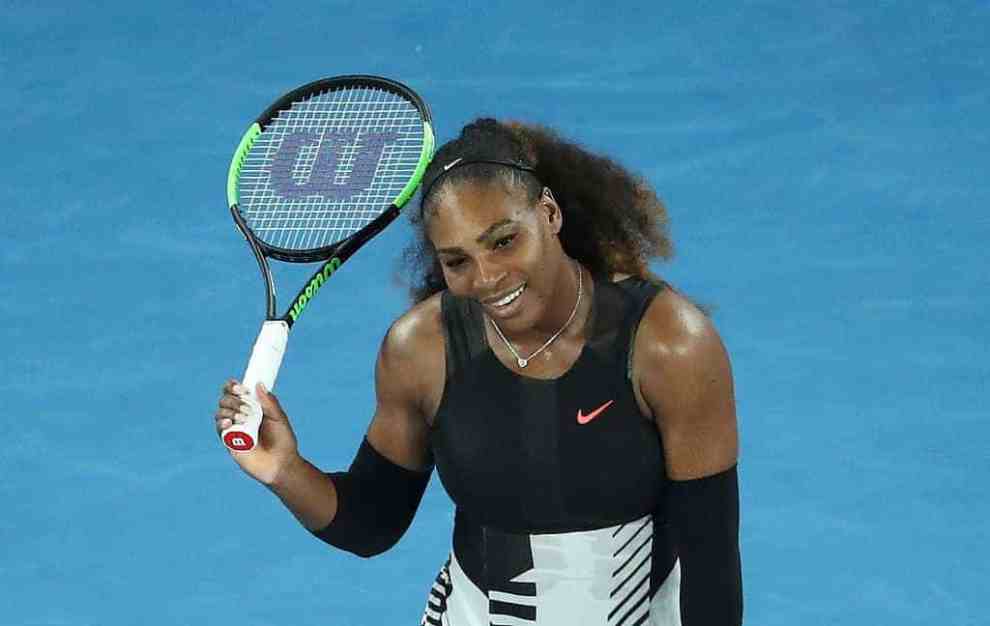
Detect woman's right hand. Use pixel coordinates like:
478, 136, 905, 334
215, 380, 300, 486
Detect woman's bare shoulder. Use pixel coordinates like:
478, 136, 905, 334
633, 281, 738, 478
366, 293, 446, 468
385, 292, 445, 353
640, 282, 717, 348
376, 292, 447, 419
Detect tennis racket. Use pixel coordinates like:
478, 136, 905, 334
221, 75, 434, 451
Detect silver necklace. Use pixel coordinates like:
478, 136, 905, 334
489, 261, 583, 368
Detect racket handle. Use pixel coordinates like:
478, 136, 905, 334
222, 320, 289, 451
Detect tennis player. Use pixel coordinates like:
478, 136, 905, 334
216, 118, 742, 625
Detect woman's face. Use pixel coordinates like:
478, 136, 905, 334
427, 180, 566, 332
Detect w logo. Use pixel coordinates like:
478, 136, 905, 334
224, 431, 254, 451
270, 129, 398, 200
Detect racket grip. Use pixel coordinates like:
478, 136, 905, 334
222, 320, 289, 451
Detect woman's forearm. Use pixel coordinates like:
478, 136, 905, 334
267, 454, 339, 531
669, 466, 743, 625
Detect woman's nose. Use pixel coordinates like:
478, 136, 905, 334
472, 258, 506, 293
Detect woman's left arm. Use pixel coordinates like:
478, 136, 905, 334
634, 289, 743, 625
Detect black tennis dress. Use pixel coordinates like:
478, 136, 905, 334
421, 276, 681, 626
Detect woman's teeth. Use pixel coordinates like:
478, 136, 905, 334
494, 284, 525, 307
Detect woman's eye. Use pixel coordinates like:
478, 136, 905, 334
494, 234, 516, 249
443, 257, 465, 269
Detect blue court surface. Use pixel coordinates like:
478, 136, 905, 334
2, 2, 987, 624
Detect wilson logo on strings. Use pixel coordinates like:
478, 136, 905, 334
270, 129, 398, 200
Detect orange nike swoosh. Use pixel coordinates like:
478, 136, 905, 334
577, 400, 615, 425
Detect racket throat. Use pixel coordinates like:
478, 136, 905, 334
287, 257, 342, 324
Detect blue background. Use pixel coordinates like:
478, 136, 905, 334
2, 1, 987, 624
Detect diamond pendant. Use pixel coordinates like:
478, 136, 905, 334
517, 357, 529, 368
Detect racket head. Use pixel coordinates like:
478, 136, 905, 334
227, 75, 434, 263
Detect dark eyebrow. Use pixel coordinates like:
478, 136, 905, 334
435, 219, 515, 254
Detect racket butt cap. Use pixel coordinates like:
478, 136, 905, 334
223, 430, 255, 451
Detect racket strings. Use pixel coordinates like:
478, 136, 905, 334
237, 84, 424, 252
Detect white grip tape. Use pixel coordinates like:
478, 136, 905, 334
221, 320, 289, 451
243, 320, 290, 392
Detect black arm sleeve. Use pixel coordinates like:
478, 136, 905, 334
668, 465, 743, 625
311, 437, 433, 558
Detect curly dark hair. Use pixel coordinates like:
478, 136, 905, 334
400, 118, 673, 303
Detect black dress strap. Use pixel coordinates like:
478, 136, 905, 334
440, 290, 489, 381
